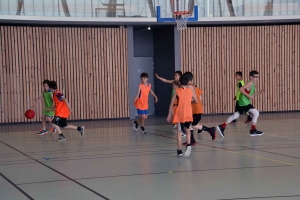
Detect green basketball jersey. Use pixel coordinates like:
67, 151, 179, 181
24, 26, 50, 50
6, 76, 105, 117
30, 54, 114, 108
236, 80, 245, 101
238, 83, 255, 106
43, 91, 55, 116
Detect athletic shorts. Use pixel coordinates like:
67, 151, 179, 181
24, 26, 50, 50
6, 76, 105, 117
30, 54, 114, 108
192, 114, 202, 126
181, 122, 192, 129
51, 116, 68, 128
137, 109, 148, 115
235, 104, 254, 115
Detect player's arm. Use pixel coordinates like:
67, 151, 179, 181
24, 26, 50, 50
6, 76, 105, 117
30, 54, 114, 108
253, 89, 265, 96
150, 89, 158, 103
240, 82, 254, 99
167, 92, 177, 122
155, 73, 174, 84
133, 85, 141, 103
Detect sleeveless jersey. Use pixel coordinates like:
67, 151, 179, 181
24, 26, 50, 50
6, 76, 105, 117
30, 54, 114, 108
53, 90, 70, 118
236, 80, 245, 101
172, 88, 193, 124
43, 91, 55, 116
134, 83, 151, 110
238, 83, 255, 106
190, 84, 204, 114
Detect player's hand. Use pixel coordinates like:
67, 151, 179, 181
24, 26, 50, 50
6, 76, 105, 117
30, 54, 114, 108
133, 98, 137, 103
248, 95, 254, 100
155, 97, 158, 103
167, 114, 172, 123
155, 73, 159, 78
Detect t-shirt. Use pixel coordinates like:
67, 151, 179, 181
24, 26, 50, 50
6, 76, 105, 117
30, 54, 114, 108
53, 90, 70, 118
134, 83, 151, 110
238, 83, 255, 106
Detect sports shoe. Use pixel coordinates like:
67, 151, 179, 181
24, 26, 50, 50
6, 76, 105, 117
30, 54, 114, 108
208, 127, 216, 140
245, 116, 253, 123
177, 149, 183, 156
250, 129, 264, 136
37, 129, 47, 135
78, 126, 84, 136
141, 127, 146, 134
132, 121, 138, 132
197, 129, 202, 133
181, 132, 186, 137
57, 134, 66, 142
230, 119, 237, 124
216, 125, 225, 137
49, 127, 56, 135
183, 140, 196, 146
184, 145, 192, 157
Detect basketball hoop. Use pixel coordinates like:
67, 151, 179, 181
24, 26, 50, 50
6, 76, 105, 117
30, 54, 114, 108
173, 11, 190, 30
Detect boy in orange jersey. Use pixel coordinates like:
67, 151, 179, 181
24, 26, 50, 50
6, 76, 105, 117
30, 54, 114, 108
133, 73, 158, 134
183, 72, 216, 145
167, 75, 197, 157
48, 81, 84, 142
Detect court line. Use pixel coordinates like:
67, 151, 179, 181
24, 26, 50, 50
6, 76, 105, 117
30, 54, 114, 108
0, 172, 34, 200
217, 194, 300, 200
16, 164, 291, 186
241, 146, 300, 160
0, 140, 110, 200
148, 128, 300, 168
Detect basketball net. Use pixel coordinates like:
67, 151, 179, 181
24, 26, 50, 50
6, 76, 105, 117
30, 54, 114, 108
173, 12, 190, 30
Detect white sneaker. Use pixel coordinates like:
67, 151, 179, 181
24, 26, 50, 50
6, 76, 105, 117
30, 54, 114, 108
181, 133, 186, 137
184, 145, 192, 157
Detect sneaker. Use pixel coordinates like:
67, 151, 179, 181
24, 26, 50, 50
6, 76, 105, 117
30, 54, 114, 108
245, 116, 253, 123
183, 140, 196, 146
57, 134, 66, 142
181, 133, 186, 137
184, 145, 192, 157
197, 129, 202, 134
173, 124, 177, 129
132, 121, 138, 132
49, 127, 56, 135
230, 119, 237, 124
78, 126, 84, 137
250, 129, 264, 136
177, 149, 183, 156
208, 127, 216, 140
141, 127, 146, 134
37, 129, 47, 135
216, 125, 225, 137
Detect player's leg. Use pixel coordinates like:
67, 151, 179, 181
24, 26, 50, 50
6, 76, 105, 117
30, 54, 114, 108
37, 115, 47, 135
216, 111, 240, 137
248, 108, 263, 136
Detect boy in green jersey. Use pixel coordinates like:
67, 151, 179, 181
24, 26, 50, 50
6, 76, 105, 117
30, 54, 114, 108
37, 80, 56, 135
231, 71, 252, 123
217, 70, 265, 137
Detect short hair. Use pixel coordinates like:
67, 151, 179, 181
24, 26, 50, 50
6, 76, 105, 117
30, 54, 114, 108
48, 81, 58, 90
183, 72, 193, 81
43, 79, 50, 85
249, 70, 259, 77
173, 80, 180, 87
235, 71, 242, 77
140, 73, 149, 78
179, 75, 190, 86
174, 71, 183, 76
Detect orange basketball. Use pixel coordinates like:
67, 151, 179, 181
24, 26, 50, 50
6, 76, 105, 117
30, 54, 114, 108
25, 109, 35, 119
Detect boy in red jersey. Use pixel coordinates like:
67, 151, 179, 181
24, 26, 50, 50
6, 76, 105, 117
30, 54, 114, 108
133, 73, 158, 134
48, 81, 84, 142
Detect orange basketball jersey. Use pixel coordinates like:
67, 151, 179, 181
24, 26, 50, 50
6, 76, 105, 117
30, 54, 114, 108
134, 83, 151, 110
191, 84, 204, 114
53, 90, 70, 118
172, 88, 193, 124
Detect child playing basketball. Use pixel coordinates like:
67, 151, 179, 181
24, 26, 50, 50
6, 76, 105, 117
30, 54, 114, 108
37, 80, 56, 136
133, 73, 158, 134
182, 72, 216, 145
167, 75, 197, 157
155, 71, 186, 136
48, 81, 84, 142
231, 71, 252, 124
216, 70, 265, 137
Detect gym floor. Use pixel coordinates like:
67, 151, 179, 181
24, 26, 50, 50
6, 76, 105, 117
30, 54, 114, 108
1, 113, 300, 200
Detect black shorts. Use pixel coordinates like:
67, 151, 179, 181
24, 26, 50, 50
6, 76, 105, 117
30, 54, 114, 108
51, 116, 68, 128
180, 122, 192, 129
192, 114, 202, 126
235, 103, 254, 115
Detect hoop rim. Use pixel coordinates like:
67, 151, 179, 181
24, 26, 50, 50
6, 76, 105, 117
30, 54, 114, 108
173, 11, 191, 16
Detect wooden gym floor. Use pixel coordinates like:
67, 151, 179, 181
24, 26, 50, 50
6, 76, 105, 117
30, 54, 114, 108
1, 113, 300, 200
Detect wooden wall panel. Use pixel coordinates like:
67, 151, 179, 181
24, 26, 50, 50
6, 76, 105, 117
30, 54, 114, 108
0, 26, 128, 123
181, 25, 300, 114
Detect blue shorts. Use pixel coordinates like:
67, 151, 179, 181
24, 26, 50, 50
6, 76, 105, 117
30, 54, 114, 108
137, 109, 148, 115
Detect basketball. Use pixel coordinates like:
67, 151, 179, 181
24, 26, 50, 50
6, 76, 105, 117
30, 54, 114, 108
25, 109, 35, 119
